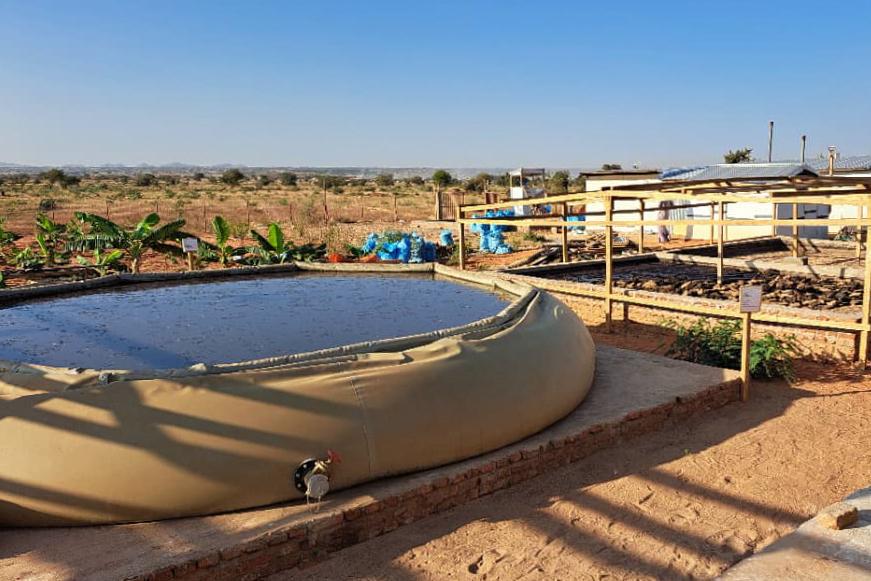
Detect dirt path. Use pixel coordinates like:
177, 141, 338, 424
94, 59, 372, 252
276, 361, 870, 580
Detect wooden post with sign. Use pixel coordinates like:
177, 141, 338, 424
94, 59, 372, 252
739, 285, 762, 401
182, 237, 198, 272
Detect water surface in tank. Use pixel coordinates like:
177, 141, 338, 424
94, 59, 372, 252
0, 273, 510, 370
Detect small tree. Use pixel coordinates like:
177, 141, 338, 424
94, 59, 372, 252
278, 172, 298, 186
375, 173, 395, 187
405, 176, 424, 186
724, 148, 753, 163
432, 170, 452, 188
135, 173, 158, 187
464, 173, 492, 192
191, 172, 205, 181
548, 170, 570, 194
257, 174, 272, 187
221, 168, 245, 185
42, 168, 67, 186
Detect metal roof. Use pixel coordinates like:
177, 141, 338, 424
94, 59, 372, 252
804, 155, 871, 173
661, 163, 817, 181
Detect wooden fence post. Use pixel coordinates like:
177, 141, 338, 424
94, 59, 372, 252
859, 201, 871, 368
561, 202, 569, 263
709, 202, 715, 244
604, 195, 614, 331
457, 214, 466, 270
792, 202, 800, 257
740, 311, 752, 401
638, 199, 645, 253
717, 201, 725, 284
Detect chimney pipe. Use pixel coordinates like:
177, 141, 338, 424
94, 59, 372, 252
827, 146, 836, 176
767, 121, 774, 162
800, 135, 807, 164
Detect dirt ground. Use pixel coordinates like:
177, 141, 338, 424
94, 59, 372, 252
277, 349, 870, 581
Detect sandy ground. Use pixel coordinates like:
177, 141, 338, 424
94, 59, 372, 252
276, 356, 870, 581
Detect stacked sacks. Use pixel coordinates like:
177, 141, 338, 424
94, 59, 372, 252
360, 231, 438, 263
471, 209, 514, 254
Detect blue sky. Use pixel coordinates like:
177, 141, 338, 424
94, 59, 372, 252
2, 1, 870, 168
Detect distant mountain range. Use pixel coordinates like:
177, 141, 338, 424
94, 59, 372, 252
0, 163, 590, 180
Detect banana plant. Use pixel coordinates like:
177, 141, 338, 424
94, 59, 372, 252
206, 215, 247, 267
34, 214, 68, 266
74, 212, 187, 274
76, 248, 124, 276
250, 222, 326, 264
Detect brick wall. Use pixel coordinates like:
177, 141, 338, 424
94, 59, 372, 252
126, 379, 740, 581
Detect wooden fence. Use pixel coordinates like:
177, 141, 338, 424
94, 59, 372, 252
457, 178, 871, 397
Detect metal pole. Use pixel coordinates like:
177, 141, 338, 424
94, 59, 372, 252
800, 134, 807, 164
768, 121, 774, 162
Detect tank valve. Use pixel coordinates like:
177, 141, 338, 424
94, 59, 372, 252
293, 450, 341, 507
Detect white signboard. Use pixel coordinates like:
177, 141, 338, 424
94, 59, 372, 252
181, 237, 199, 253
739, 285, 762, 313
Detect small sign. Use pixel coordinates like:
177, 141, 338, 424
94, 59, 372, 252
739, 285, 762, 313
181, 237, 199, 253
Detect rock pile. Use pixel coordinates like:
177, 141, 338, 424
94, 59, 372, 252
551, 264, 864, 310
617, 272, 863, 310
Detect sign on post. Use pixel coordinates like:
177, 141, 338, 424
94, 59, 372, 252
181, 237, 199, 253
737, 285, 762, 402
739, 285, 762, 313
182, 237, 199, 271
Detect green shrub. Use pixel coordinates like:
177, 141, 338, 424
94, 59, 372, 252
665, 318, 798, 380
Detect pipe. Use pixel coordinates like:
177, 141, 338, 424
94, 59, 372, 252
800, 135, 807, 164
828, 146, 837, 176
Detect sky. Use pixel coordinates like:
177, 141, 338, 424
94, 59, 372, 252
1, 0, 870, 169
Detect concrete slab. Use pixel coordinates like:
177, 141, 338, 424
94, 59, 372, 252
0, 346, 740, 581
719, 486, 871, 580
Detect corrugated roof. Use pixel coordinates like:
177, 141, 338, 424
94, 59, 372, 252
805, 155, 871, 172
661, 163, 817, 181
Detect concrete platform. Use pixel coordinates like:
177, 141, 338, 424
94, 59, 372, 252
0, 346, 740, 581
720, 486, 871, 580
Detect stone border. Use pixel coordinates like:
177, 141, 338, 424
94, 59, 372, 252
123, 373, 741, 581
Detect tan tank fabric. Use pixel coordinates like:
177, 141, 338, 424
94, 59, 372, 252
0, 278, 594, 527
